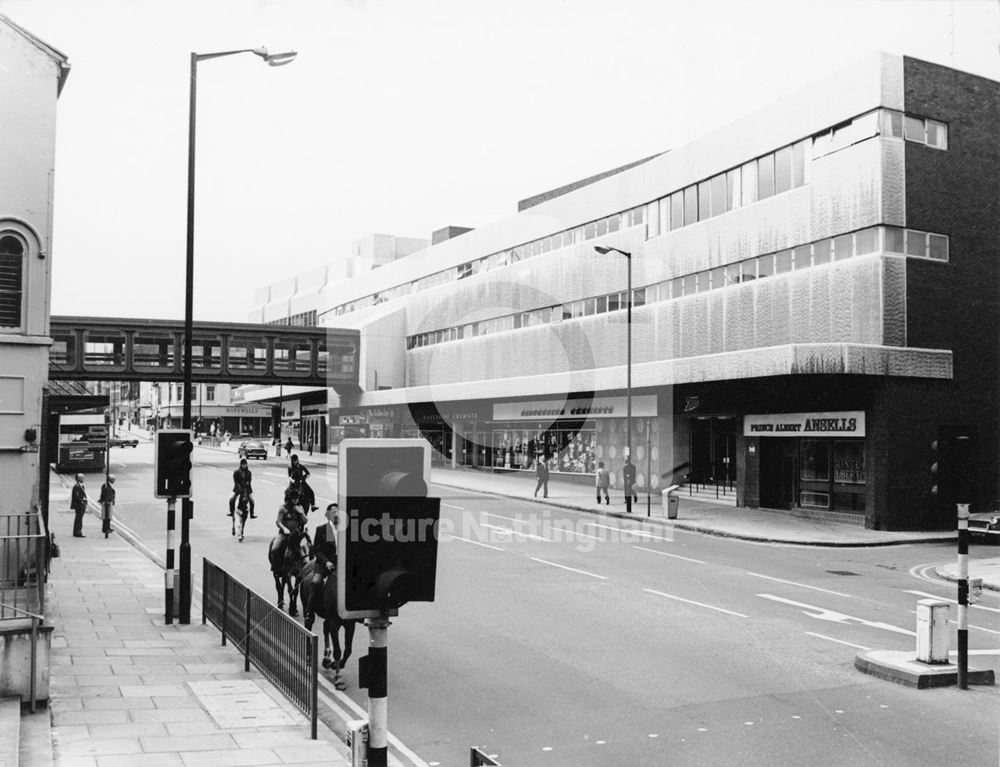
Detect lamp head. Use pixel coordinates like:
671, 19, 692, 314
593, 245, 613, 255
594, 245, 630, 258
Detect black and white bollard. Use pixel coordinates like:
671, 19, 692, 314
165, 497, 176, 625
957, 502, 969, 689
365, 616, 390, 767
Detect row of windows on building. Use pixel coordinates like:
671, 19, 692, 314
327, 108, 947, 323
163, 384, 216, 402
268, 310, 318, 328
404, 225, 948, 349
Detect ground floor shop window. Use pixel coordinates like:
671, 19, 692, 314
492, 427, 596, 473
799, 438, 865, 512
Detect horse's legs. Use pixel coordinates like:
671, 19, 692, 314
273, 573, 285, 609
287, 577, 300, 617
329, 619, 348, 690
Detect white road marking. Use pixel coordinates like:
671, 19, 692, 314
483, 511, 603, 541
746, 571, 852, 598
644, 589, 748, 618
441, 502, 466, 510
447, 535, 505, 552
482, 523, 551, 542
583, 521, 673, 542
804, 631, 871, 650
530, 557, 607, 580
903, 589, 1000, 614
757, 594, 915, 636
632, 546, 706, 564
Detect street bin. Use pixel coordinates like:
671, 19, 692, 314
662, 484, 680, 519
915, 599, 949, 664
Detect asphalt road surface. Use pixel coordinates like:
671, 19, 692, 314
84, 443, 1000, 767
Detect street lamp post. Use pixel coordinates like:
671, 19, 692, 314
179, 46, 297, 624
594, 245, 633, 511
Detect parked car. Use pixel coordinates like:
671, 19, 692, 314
968, 502, 1000, 543
108, 436, 139, 448
238, 440, 268, 460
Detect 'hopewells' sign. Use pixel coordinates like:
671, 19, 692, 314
743, 411, 865, 437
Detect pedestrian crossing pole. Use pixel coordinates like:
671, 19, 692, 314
165, 497, 176, 625
364, 616, 390, 767
957, 502, 969, 689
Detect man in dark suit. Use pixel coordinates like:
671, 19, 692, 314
623, 456, 638, 512
307, 503, 339, 618
71, 474, 88, 537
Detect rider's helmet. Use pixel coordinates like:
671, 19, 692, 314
239, 458, 248, 467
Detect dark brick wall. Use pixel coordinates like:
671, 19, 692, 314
873, 58, 1000, 529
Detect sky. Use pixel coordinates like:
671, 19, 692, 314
4, 0, 1000, 323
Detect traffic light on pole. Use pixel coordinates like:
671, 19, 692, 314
337, 438, 440, 619
930, 425, 977, 509
154, 429, 193, 499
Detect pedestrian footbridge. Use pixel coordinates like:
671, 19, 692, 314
48, 316, 358, 389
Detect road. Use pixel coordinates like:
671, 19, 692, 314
89, 442, 1000, 767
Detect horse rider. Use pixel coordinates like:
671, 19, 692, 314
273, 489, 309, 563
228, 458, 256, 518
307, 502, 339, 619
288, 454, 317, 511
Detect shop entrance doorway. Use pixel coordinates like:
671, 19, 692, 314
690, 416, 739, 488
759, 438, 796, 509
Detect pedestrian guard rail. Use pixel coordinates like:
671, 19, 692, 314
0, 509, 48, 621
201, 558, 319, 738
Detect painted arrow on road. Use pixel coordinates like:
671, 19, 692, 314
757, 594, 916, 636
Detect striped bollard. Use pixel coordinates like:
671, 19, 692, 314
365, 617, 390, 767
957, 502, 969, 690
165, 498, 176, 624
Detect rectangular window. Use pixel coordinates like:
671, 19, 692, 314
741, 160, 758, 205
853, 110, 880, 141
708, 267, 725, 289
646, 201, 660, 239
884, 226, 905, 253
904, 115, 925, 143
668, 278, 682, 297
671, 193, 684, 231
698, 181, 712, 221
684, 186, 698, 226
925, 119, 948, 150
928, 233, 949, 261
790, 246, 810, 269
584, 222, 597, 240
833, 440, 865, 484
813, 238, 832, 264
724, 264, 741, 286
540, 237, 552, 254
756, 253, 775, 278
740, 262, 757, 282
658, 198, 669, 234
595, 295, 608, 314
608, 214, 621, 233
791, 140, 807, 187
596, 218, 609, 237
905, 230, 927, 257
694, 272, 708, 293
632, 288, 646, 308
726, 167, 741, 210
800, 439, 831, 481
834, 234, 853, 260
608, 292, 621, 312
682, 274, 697, 295
855, 227, 878, 255
583, 299, 596, 316
757, 154, 775, 199
774, 146, 792, 194
775, 250, 793, 274
711, 174, 727, 217
206, 385, 216, 402
881, 109, 904, 138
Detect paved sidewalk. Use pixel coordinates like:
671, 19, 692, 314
47, 478, 351, 767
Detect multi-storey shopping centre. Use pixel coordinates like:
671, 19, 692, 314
249, 53, 999, 531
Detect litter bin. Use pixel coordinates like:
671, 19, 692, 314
662, 484, 680, 519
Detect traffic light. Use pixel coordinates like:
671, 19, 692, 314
154, 429, 193, 499
337, 438, 440, 619
930, 426, 976, 508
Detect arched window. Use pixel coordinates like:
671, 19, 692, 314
0, 234, 25, 328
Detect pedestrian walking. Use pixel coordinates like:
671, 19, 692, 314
622, 456, 638, 512
595, 461, 610, 504
307, 437, 314, 456
273, 437, 281, 457
533, 458, 549, 498
284, 437, 294, 458
99, 475, 116, 536
70, 474, 88, 537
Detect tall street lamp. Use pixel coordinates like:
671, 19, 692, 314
594, 245, 633, 511
179, 46, 297, 624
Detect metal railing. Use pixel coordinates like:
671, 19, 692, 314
201, 558, 318, 738
0, 509, 47, 621
0, 602, 44, 713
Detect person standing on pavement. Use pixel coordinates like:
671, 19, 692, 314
71, 474, 88, 537
284, 437, 293, 458
622, 456, 638, 511
273, 436, 281, 457
596, 461, 610, 505
99, 475, 116, 535
307, 437, 314, 456
534, 457, 549, 498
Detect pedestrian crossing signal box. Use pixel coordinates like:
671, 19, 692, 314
337, 438, 440, 620
154, 429, 193, 499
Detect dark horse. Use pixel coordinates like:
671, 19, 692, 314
268, 527, 311, 616
231, 490, 251, 542
300, 562, 357, 690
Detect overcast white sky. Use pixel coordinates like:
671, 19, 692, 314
4, 0, 999, 323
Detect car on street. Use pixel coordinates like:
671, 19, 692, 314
108, 436, 139, 448
968, 502, 1000, 543
238, 440, 268, 460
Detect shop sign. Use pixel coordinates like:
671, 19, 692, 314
368, 407, 399, 420
340, 414, 367, 425
224, 406, 270, 416
743, 411, 865, 437
493, 395, 656, 422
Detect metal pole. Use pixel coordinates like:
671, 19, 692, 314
179, 51, 198, 625
366, 616, 391, 767
957, 502, 969, 689
165, 497, 176, 624
626, 252, 632, 513
104, 409, 111, 538
646, 420, 651, 517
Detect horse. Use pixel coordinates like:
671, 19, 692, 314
300, 561, 357, 690
231, 490, 251, 542
268, 526, 311, 616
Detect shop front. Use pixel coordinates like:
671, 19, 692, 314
746, 411, 866, 517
